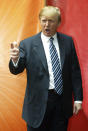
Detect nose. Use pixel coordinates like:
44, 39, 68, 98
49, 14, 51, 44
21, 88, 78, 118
45, 21, 49, 26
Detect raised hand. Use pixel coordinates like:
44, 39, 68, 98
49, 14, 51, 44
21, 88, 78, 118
10, 41, 19, 63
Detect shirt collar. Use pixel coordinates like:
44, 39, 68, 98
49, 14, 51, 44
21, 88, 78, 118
41, 32, 57, 42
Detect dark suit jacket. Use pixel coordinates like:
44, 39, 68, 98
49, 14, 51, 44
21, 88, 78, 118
9, 32, 83, 128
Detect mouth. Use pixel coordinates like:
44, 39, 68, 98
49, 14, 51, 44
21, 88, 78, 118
45, 29, 51, 33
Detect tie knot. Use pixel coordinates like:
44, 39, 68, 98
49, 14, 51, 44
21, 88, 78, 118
50, 37, 54, 41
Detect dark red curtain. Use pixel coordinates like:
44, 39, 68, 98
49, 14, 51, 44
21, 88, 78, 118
47, 0, 88, 131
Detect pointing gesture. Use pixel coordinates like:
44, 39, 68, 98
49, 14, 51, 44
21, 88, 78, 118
10, 41, 19, 63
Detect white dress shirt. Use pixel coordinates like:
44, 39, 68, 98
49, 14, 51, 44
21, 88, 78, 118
41, 32, 61, 90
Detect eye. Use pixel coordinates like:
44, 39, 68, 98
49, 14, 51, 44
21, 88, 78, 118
42, 19, 47, 23
49, 20, 54, 23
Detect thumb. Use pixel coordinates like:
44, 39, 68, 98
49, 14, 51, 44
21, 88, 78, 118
73, 105, 77, 114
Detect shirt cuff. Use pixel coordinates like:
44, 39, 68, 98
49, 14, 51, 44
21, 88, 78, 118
12, 57, 20, 67
74, 101, 82, 104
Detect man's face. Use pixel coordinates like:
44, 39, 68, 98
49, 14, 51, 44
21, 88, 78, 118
40, 15, 59, 37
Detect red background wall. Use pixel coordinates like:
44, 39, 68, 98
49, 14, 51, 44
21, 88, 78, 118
47, 0, 88, 131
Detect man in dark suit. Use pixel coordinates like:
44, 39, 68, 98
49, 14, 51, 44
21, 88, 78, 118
9, 6, 83, 131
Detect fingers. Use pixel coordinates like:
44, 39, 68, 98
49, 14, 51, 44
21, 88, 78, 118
10, 41, 19, 62
10, 48, 19, 57
73, 105, 78, 115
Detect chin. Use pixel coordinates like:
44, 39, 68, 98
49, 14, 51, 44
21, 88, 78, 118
45, 33, 52, 37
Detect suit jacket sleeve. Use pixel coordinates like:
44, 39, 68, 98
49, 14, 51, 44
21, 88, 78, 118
71, 39, 83, 101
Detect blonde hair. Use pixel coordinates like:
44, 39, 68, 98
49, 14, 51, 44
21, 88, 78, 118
39, 6, 61, 24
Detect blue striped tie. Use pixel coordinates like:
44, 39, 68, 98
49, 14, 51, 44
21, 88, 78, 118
49, 37, 63, 95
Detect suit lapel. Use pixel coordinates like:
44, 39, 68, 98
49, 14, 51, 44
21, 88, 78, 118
33, 33, 48, 73
57, 33, 65, 70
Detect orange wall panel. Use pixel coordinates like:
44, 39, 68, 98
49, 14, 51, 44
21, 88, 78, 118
0, 0, 44, 131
